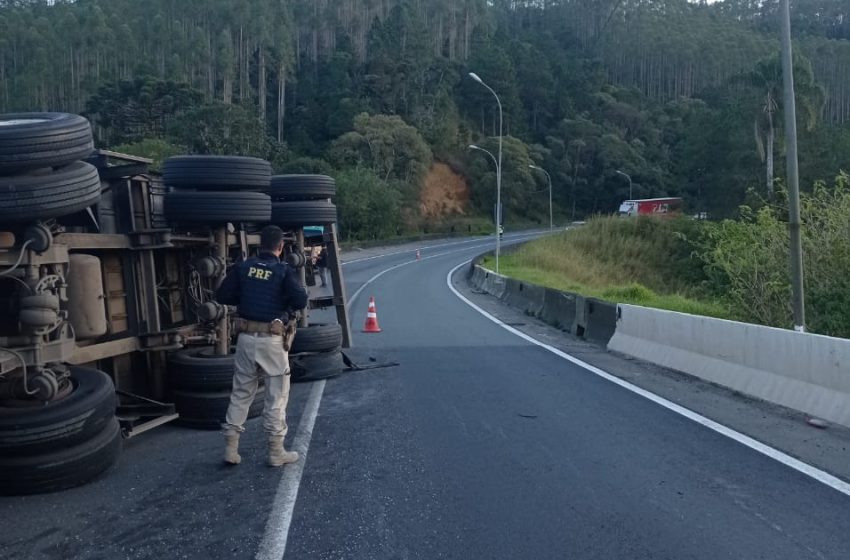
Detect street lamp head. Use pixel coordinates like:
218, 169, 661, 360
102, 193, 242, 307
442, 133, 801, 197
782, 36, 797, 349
529, 164, 540, 170
468, 72, 483, 84
468, 144, 480, 150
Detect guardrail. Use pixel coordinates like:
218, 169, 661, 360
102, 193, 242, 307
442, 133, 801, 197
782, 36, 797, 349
609, 304, 850, 428
467, 261, 618, 344
468, 256, 850, 429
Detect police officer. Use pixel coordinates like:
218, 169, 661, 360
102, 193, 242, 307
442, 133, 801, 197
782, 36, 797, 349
216, 225, 308, 467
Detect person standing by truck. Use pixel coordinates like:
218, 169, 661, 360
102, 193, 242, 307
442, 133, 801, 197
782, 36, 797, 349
316, 247, 329, 287
215, 226, 308, 467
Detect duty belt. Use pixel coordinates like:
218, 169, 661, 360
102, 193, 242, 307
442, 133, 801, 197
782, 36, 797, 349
236, 319, 276, 334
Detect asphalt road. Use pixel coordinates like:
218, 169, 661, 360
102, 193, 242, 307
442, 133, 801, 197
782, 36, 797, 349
286, 233, 850, 560
3, 231, 850, 560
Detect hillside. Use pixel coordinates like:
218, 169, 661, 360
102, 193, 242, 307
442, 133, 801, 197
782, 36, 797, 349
1, 0, 849, 238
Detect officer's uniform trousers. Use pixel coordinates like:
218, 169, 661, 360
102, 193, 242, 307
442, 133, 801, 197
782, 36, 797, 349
222, 332, 291, 437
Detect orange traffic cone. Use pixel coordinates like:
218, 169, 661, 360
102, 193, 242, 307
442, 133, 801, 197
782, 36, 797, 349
363, 296, 382, 333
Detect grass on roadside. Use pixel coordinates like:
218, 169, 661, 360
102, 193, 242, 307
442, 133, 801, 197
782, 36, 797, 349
482, 217, 735, 320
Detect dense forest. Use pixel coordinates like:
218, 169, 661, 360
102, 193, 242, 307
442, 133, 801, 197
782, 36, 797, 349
1, 0, 849, 237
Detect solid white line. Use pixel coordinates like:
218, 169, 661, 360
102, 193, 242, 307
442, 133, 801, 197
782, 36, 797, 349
255, 379, 327, 560
257, 234, 538, 559
446, 261, 850, 498
342, 237, 485, 266
341, 232, 543, 266
347, 233, 540, 310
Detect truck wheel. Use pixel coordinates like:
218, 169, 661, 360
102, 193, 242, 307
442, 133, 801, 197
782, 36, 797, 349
0, 419, 122, 496
0, 161, 101, 223
265, 175, 335, 200
290, 323, 343, 354
164, 191, 272, 224
167, 348, 239, 391
163, 156, 272, 190
172, 387, 265, 430
290, 348, 346, 383
0, 366, 117, 455
0, 112, 94, 174
270, 200, 337, 227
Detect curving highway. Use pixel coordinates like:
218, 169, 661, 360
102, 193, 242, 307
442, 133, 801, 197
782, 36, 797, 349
3, 231, 850, 560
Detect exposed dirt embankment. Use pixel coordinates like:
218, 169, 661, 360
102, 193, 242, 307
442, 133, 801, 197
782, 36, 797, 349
419, 163, 469, 219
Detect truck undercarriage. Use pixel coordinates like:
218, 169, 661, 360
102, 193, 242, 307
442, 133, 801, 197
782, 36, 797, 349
0, 113, 350, 495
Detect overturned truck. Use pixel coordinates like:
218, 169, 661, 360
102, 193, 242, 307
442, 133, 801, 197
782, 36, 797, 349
0, 113, 351, 495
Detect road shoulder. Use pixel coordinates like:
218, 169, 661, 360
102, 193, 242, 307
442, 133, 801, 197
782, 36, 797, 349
455, 266, 850, 485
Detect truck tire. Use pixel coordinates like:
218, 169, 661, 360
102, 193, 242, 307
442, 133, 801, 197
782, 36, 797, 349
0, 112, 94, 174
163, 156, 272, 190
266, 175, 335, 200
270, 200, 337, 227
164, 191, 272, 224
290, 323, 343, 354
290, 348, 346, 383
172, 387, 265, 430
0, 419, 122, 496
0, 366, 117, 455
167, 348, 238, 391
0, 161, 101, 223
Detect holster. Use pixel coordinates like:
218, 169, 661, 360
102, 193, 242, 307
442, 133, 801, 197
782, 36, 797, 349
282, 320, 297, 352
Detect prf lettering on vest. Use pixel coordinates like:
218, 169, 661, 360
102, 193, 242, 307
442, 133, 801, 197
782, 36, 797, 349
248, 266, 273, 280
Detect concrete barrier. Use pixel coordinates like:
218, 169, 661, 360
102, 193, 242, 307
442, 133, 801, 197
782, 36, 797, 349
583, 298, 618, 344
503, 279, 546, 317
480, 269, 509, 299
468, 264, 615, 343
470, 263, 487, 286
468, 254, 850, 428
540, 288, 578, 332
609, 304, 850, 428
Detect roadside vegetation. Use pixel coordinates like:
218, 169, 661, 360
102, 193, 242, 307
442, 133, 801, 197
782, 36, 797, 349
1, 1, 849, 242
487, 173, 850, 338
699, 173, 850, 337
485, 217, 735, 320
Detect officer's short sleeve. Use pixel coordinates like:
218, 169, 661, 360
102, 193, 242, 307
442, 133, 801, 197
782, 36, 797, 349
216, 264, 242, 305
281, 265, 308, 312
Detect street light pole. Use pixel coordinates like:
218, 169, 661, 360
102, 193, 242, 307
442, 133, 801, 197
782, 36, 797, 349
469, 144, 498, 171
469, 144, 501, 258
529, 165, 553, 231
470, 72, 503, 274
780, 0, 806, 332
616, 170, 633, 200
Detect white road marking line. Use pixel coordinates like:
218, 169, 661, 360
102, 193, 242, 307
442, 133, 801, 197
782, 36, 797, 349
256, 380, 326, 560
257, 234, 539, 559
347, 233, 540, 310
341, 232, 542, 266
446, 260, 850, 498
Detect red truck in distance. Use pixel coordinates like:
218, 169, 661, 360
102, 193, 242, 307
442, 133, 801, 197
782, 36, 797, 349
618, 197, 683, 217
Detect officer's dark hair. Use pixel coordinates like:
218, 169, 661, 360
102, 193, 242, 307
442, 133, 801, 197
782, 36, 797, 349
260, 226, 285, 252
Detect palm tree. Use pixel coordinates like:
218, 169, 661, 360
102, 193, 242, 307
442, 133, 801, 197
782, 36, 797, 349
745, 55, 825, 200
